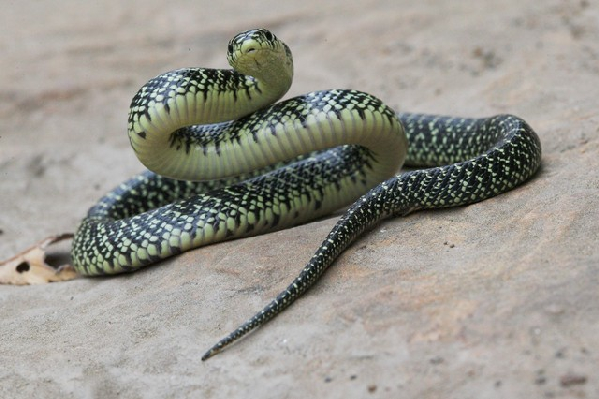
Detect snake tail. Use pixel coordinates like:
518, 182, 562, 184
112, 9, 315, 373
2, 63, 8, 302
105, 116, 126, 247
201, 114, 541, 360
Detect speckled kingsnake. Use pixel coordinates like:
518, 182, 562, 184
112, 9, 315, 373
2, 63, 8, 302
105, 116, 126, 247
71, 29, 542, 360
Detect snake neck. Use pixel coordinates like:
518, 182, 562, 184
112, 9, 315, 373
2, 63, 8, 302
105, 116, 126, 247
124, 31, 405, 184
127, 44, 294, 181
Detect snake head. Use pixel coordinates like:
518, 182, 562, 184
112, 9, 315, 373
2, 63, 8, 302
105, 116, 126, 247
227, 29, 293, 86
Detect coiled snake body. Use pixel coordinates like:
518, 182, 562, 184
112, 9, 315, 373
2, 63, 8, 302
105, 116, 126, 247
71, 29, 542, 360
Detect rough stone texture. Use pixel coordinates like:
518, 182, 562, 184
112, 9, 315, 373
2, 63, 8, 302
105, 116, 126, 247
1, 1, 597, 398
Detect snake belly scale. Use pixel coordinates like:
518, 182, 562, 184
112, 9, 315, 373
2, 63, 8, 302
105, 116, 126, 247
70, 29, 542, 360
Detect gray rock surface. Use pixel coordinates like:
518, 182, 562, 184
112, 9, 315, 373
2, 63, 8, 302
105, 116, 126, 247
1, 1, 597, 398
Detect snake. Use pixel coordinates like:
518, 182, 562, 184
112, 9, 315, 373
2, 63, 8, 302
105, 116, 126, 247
70, 29, 542, 360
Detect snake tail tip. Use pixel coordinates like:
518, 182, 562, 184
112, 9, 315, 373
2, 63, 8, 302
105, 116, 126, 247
201, 343, 225, 361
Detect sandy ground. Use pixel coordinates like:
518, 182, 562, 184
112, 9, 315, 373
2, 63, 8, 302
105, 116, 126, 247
1, 0, 598, 398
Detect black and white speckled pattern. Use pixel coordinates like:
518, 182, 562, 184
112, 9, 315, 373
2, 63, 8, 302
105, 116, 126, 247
67, 29, 542, 360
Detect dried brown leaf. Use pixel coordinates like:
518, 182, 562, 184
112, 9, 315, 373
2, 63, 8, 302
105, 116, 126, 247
0, 234, 79, 284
